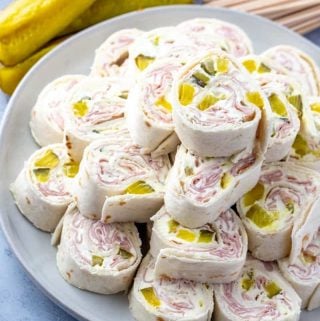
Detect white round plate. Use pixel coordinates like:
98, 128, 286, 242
0, 5, 319, 321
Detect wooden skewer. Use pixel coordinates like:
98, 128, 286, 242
205, 0, 320, 34
277, 4, 320, 27
292, 16, 320, 33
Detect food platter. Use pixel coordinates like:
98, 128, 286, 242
0, 5, 319, 321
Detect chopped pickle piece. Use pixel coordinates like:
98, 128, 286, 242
198, 94, 220, 111
155, 96, 172, 112
125, 181, 155, 194
311, 102, 320, 113
287, 95, 302, 116
264, 281, 282, 298
179, 83, 195, 106
246, 204, 279, 228
184, 166, 194, 176
168, 219, 179, 233
153, 36, 160, 46
118, 248, 133, 259
285, 201, 294, 214
220, 172, 232, 189
199, 300, 204, 307
242, 59, 257, 73
291, 134, 320, 158
92, 255, 104, 267
269, 93, 288, 117
246, 92, 264, 109
257, 63, 271, 73
201, 59, 216, 75
176, 228, 196, 242
63, 161, 79, 178
73, 99, 89, 118
33, 168, 50, 183
192, 71, 210, 87
135, 54, 155, 71
216, 57, 229, 73
243, 183, 265, 207
242, 277, 254, 291
119, 91, 128, 99
34, 149, 59, 169
141, 287, 161, 307
198, 230, 214, 243
302, 252, 317, 264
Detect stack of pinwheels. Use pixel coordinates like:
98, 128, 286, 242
11, 18, 320, 321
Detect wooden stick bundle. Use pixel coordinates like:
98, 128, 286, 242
205, 0, 320, 34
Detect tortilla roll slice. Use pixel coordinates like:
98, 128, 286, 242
126, 58, 181, 157
63, 77, 127, 161
73, 128, 171, 222
56, 203, 142, 294
150, 207, 247, 283
262, 45, 320, 96
214, 256, 301, 321
279, 228, 320, 310
164, 114, 270, 228
90, 28, 144, 78
289, 96, 320, 171
10, 144, 78, 232
237, 162, 320, 261
30, 74, 85, 147
127, 26, 184, 75
128, 253, 214, 321
171, 50, 269, 157
177, 18, 253, 57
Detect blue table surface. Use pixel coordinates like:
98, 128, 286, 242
1, 0, 320, 319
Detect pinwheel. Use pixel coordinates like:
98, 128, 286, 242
177, 18, 253, 57
56, 204, 142, 294
128, 253, 214, 321
290, 96, 320, 171
171, 50, 270, 158
237, 162, 320, 261
164, 120, 269, 228
277, 186, 320, 310
126, 58, 181, 157
127, 26, 183, 75
30, 74, 85, 146
63, 77, 128, 161
262, 45, 320, 96
10, 144, 78, 232
149, 207, 247, 283
73, 128, 171, 222
90, 28, 144, 79
213, 257, 301, 321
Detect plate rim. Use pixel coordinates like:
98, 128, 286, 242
1, 4, 320, 321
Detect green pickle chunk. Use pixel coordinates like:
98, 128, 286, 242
241, 271, 255, 291
176, 228, 196, 242
92, 255, 104, 267
125, 181, 155, 194
287, 95, 302, 115
198, 94, 220, 111
135, 55, 155, 71
269, 93, 288, 117
192, 71, 210, 87
141, 287, 161, 307
198, 230, 214, 243
257, 63, 271, 73
33, 168, 50, 183
168, 219, 179, 233
34, 149, 59, 169
118, 248, 133, 259
63, 161, 79, 178
179, 83, 195, 106
246, 204, 279, 228
201, 59, 216, 75
73, 100, 89, 118
155, 96, 172, 112
246, 91, 264, 109
264, 281, 282, 298
242, 183, 265, 207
